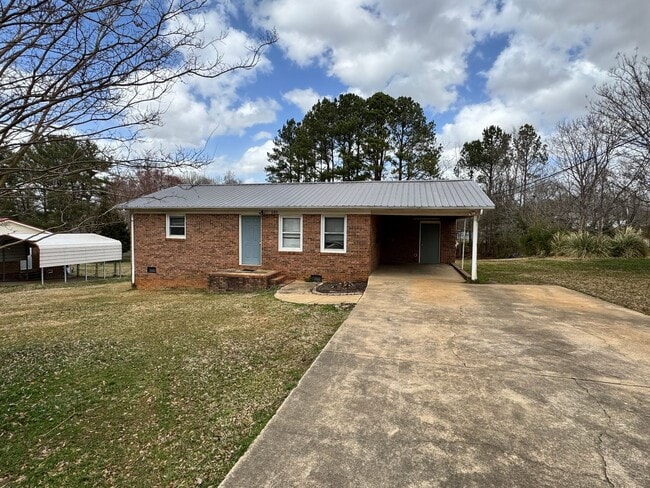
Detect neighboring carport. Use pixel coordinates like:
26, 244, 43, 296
3, 233, 122, 284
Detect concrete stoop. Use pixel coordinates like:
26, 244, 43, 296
208, 269, 292, 292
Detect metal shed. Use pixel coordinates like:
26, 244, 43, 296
6, 233, 122, 284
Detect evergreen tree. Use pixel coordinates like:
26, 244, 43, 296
265, 92, 442, 182
389, 96, 442, 180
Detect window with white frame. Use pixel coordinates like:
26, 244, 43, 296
279, 216, 302, 251
166, 214, 186, 239
321, 215, 346, 252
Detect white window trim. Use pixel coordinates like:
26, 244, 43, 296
166, 214, 186, 239
320, 215, 347, 253
278, 215, 303, 252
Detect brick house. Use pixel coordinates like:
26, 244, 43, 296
122, 180, 494, 289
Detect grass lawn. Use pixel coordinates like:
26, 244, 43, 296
0, 282, 349, 486
462, 257, 650, 315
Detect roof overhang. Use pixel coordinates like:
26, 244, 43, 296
128, 207, 491, 217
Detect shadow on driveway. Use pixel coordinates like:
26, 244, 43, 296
221, 264, 650, 487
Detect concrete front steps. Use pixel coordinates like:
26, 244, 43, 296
208, 269, 293, 292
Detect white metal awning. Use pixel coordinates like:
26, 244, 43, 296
8, 233, 122, 268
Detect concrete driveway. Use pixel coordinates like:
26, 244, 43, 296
221, 265, 650, 487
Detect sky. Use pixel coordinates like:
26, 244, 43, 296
140, 0, 650, 182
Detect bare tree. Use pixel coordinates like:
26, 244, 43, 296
509, 124, 548, 207
591, 52, 650, 212
552, 115, 620, 233
0, 0, 277, 200
593, 53, 650, 151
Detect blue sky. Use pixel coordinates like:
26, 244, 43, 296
140, 0, 650, 182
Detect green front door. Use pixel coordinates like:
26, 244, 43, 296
241, 215, 262, 266
419, 222, 440, 264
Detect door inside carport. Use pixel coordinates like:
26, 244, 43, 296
378, 215, 443, 265
419, 222, 440, 264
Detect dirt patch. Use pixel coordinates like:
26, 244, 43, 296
315, 281, 367, 295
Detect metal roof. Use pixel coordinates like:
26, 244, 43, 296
121, 180, 494, 212
8, 233, 122, 267
0, 219, 50, 236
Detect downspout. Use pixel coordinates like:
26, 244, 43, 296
471, 211, 480, 282
130, 212, 136, 288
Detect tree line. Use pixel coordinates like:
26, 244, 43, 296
0, 135, 242, 250
265, 92, 442, 182
0, 0, 646, 261
456, 54, 649, 257
267, 54, 649, 258
0, 0, 272, 250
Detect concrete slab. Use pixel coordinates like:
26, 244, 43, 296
221, 264, 650, 487
274, 280, 362, 305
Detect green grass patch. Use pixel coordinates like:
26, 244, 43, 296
462, 257, 650, 315
0, 283, 349, 486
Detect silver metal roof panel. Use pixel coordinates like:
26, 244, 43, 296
120, 180, 494, 211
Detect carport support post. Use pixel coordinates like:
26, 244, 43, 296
64, 265, 67, 283
471, 213, 479, 281
85, 263, 88, 281
41, 267, 44, 286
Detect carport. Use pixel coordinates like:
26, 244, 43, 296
375, 211, 484, 278
2, 233, 122, 284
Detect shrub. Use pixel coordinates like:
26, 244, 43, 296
610, 228, 649, 258
550, 232, 569, 256
551, 231, 611, 258
520, 225, 558, 256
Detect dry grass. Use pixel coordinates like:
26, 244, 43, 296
0, 282, 349, 486
462, 257, 650, 315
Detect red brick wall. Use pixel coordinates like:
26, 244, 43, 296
440, 217, 457, 264
379, 216, 420, 264
379, 216, 457, 265
134, 213, 240, 289
133, 212, 458, 289
133, 213, 375, 288
370, 215, 381, 272
261, 214, 374, 282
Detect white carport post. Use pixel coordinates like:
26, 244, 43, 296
41, 267, 44, 286
471, 212, 479, 281
130, 213, 135, 287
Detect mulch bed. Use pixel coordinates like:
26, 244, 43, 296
315, 281, 367, 294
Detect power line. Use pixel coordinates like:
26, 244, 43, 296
485, 134, 645, 199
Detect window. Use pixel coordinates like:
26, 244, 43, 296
166, 214, 186, 239
279, 216, 302, 251
321, 216, 346, 253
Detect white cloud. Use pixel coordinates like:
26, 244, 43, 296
439, 0, 650, 159
441, 99, 530, 147
207, 139, 274, 181
282, 88, 325, 113
252, 0, 484, 111
136, 79, 279, 151
131, 0, 650, 171
253, 130, 273, 141
250, 1, 649, 144
130, 5, 279, 152
235, 139, 275, 176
